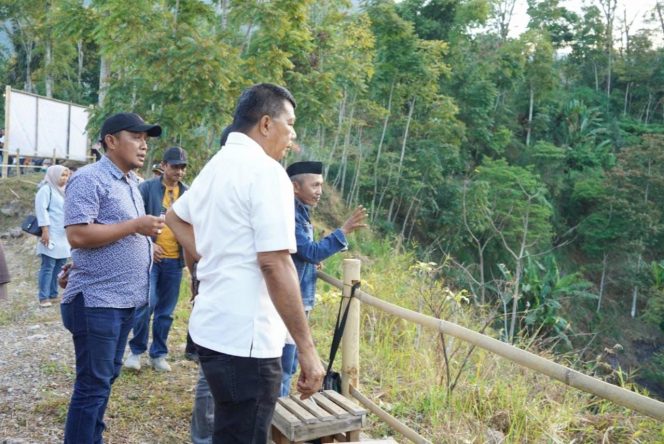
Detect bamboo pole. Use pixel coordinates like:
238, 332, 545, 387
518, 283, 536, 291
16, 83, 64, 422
341, 259, 361, 397
350, 385, 431, 444
317, 271, 664, 421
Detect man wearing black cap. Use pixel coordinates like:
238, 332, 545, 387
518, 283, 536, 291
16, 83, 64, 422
280, 161, 367, 396
61, 112, 165, 443
123, 147, 189, 373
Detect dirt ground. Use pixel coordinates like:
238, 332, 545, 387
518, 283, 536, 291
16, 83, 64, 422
0, 235, 198, 443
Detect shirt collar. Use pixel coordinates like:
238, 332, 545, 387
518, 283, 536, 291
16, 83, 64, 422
101, 155, 138, 182
295, 198, 311, 217
226, 132, 268, 157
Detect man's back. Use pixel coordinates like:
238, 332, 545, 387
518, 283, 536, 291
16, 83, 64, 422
174, 132, 296, 358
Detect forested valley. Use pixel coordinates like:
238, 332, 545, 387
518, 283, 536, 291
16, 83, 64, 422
1, 0, 664, 436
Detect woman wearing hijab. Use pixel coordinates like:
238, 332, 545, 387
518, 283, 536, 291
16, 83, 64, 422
35, 164, 71, 307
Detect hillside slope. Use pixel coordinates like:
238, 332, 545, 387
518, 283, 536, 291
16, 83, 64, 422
0, 175, 662, 442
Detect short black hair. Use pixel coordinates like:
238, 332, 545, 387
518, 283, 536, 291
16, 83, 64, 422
220, 125, 233, 147
231, 83, 296, 133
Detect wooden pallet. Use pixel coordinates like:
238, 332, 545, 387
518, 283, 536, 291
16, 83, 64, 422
271, 390, 367, 443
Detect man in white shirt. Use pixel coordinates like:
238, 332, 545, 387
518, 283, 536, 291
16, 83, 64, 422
166, 83, 324, 443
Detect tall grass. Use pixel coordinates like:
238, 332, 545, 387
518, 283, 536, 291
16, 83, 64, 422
309, 235, 664, 442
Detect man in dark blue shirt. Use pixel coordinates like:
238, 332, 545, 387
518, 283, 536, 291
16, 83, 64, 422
280, 161, 367, 396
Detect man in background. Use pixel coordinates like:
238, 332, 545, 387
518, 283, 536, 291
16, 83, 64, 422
280, 161, 367, 396
124, 147, 188, 372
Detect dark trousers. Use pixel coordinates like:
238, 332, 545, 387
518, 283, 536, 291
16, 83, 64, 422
61, 293, 135, 444
197, 346, 281, 444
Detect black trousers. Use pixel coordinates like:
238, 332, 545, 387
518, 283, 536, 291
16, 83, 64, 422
198, 345, 281, 444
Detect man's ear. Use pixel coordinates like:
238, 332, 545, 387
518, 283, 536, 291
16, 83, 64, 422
292, 180, 300, 193
104, 134, 116, 151
259, 115, 271, 137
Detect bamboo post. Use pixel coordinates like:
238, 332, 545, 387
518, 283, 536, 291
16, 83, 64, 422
16, 148, 20, 176
341, 259, 361, 397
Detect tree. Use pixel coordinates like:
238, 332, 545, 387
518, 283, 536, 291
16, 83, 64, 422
527, 0, 579, 49
470, 158, 553, 342
521, 30, 555, 146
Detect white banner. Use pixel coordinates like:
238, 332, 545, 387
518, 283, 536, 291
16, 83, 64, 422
5, 88, 89, 162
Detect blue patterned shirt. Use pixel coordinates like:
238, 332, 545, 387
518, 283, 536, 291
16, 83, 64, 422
293, 198, 347, 310
62, 155, 152, 308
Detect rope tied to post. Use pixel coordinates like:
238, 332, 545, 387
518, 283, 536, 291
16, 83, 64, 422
323, 281, 361, 392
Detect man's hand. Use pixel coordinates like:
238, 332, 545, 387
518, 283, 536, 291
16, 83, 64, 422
296, 349, 325, 399
257, 250, 324, 399
153, 243, 165, 262
134, 215, 165, 237
341, 205, 368, 235
40, 226, 50, 247
58, 263, 72, 289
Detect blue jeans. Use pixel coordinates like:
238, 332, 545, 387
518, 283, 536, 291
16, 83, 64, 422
61, 293, 135, 444
280, 343, 298, 396
198, 346, 281, 444
191, 366, 215, 444
38, 255, 66, 301
280, 310, 309, 396
129, 258, 183, 358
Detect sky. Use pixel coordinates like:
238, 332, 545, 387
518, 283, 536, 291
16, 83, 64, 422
509, 0, 662, 41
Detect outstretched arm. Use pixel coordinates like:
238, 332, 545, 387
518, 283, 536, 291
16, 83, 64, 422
295, 205, 368, 264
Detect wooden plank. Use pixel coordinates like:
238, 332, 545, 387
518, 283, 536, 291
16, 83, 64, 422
275, 401, 301, 426
312, 392, 351, 418
346, 438, 399, 444
291, 395, 336, 422
280, 397, 318, 424
323, 390, 367, 416
272, 401, 301, 441
270, 425, 290, 444
291, 415, 363, 442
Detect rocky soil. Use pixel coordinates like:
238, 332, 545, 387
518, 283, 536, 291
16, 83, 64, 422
0, 234, 73, 443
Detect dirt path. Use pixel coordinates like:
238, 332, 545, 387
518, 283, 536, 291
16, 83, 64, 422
0, 236, 74, 443
0, 234, 203, 443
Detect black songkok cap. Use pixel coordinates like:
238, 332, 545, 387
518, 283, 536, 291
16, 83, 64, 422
286, 161, 323, 177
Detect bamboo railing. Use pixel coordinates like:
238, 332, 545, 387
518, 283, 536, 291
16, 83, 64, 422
318, 259, 664, 443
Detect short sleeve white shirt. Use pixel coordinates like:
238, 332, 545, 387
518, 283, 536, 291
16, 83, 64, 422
172, 132, 295, 358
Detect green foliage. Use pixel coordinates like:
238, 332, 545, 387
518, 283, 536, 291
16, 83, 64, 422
472, 157, 553, 255
643, 261, 664, 330
1, 0, 664, 403
519, 255, 596, 348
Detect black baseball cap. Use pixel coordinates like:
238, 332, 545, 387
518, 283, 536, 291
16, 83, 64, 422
163, 146, 188, 165
99, 112, 162, 142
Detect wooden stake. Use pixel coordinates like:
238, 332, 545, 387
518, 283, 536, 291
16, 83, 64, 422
341, 259, 361, 397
